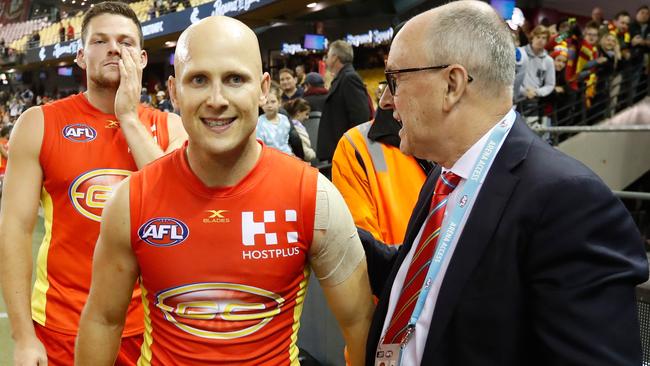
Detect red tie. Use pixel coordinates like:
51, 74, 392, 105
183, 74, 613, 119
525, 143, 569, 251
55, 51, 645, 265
383, 172, 462, 344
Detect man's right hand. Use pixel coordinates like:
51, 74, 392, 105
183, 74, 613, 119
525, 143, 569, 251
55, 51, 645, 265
14, 335, 48, 366
526, 89, 536, 99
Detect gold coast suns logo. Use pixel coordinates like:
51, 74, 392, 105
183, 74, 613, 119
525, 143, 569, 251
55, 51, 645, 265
68, 169, 131, 222
155, 283, 284, 339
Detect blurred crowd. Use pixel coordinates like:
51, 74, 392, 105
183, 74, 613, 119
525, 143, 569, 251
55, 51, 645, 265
514, 6, 650, 128
2, 5, 649, 167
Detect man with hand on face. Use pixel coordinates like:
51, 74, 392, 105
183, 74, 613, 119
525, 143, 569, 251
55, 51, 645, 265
0, 2, 187, 365
362, 1, 647, 365
75, 16, 374, 366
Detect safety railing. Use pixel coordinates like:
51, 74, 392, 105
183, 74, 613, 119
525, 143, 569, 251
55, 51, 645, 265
531, 125, 650, 133
515, 62, 649, 145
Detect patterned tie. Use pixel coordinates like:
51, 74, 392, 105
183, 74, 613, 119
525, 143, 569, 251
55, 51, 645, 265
383, 171, 462, 344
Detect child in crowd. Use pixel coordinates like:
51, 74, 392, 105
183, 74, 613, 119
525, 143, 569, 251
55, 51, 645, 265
590, 33, 622, 122
550, 44, 575, 125
576, 21, 607, 108
519, 25, 555, 100
257, 86, 293, 155
284, 98, 316, 162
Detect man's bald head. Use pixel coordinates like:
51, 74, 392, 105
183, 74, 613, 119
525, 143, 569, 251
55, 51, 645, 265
166, 15, 270, 159
174, 16, 263, 78
396, 0, 515, 98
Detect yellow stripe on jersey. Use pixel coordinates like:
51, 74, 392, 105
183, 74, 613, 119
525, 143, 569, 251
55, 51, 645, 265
289, 266, 310, 366
138, 282, 154, 366
31, 187, 54, 325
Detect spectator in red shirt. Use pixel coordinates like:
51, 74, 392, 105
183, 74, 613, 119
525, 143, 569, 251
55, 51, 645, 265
66, 23, 75, 41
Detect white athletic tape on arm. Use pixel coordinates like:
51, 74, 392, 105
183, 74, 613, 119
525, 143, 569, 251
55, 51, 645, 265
310, 174, 365, 287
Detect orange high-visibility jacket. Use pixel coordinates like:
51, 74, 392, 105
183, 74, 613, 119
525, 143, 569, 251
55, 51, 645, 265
332, 121, 427, 245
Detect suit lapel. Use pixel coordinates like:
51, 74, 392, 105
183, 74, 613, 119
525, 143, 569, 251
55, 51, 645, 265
421, 116, 533, 355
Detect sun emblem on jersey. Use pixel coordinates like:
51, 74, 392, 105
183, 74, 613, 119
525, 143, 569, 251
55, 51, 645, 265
68, 169, 131, 222
156, 283, 285, 339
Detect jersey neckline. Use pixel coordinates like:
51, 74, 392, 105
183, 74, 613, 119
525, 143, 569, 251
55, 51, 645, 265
72, 92, 144, 121
174, 140, 272, 198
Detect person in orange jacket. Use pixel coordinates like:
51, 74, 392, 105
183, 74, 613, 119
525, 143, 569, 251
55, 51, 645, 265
332, 82, 432, 245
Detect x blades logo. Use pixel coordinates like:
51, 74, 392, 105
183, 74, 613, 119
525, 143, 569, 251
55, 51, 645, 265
105, 120, 120, 128
203, 210, 230, 224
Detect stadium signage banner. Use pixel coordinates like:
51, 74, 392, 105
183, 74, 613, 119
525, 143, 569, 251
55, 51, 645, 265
345, 28, 394, 47
25, 0, 275, 64
281, 43, 306, 55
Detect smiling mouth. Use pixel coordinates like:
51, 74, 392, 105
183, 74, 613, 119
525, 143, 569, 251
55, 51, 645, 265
201, 117, 236, 130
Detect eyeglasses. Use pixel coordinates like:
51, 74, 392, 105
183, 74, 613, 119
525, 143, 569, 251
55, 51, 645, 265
384, 65, 474, 95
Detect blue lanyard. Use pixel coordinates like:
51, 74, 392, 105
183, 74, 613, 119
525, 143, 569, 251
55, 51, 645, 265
406, 113, 514, 329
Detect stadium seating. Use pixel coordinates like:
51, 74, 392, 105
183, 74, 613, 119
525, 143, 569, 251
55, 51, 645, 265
0, 17, 50, 50
2, 0, 220, 52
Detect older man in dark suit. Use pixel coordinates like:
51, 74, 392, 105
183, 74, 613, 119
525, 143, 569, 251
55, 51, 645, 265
361, 2, 649, 365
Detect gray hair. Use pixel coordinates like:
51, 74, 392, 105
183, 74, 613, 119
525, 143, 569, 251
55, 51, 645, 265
328, 40, 354, 64
425, 2, 515, 96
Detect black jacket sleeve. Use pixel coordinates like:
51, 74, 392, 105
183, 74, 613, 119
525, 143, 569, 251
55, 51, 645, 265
358, 227, 399, 296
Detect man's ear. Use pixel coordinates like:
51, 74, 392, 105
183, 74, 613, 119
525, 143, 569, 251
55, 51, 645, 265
259, 72, 271, 107
139, 49, 148, 69
168, 76, 177, 109
76, 48, 86, 70
442, 64, 470, 113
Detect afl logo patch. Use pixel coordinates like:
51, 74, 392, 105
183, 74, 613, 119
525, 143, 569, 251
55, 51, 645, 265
62, 124, 97, 142
68, 169, 131, 222
138, 217, 190, 247
156, 283, 284, 339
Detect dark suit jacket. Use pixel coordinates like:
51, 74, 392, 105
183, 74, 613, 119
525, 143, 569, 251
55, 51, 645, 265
304, 87, 329, 113
363, 115, 649, 365
316, 64, 371, 161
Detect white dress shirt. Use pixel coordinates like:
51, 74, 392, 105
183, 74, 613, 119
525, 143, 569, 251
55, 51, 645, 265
379, 109, 517, 365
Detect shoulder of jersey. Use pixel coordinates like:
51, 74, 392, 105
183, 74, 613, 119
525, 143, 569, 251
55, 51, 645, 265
139, 147, 179, 173
138, 104, 167, 117
42, 93, 81, 110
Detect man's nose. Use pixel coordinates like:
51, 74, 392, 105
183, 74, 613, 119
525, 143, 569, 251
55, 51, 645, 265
379, 87, 394, 110
107, 39, 121, 55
